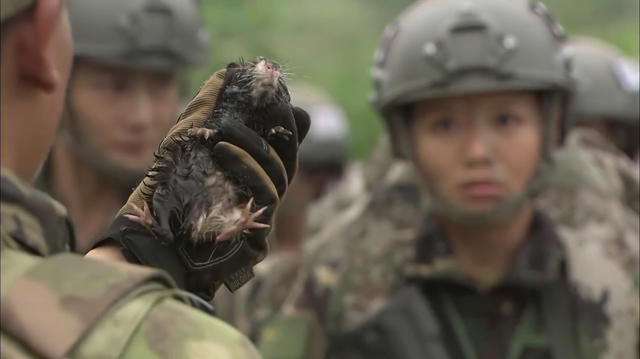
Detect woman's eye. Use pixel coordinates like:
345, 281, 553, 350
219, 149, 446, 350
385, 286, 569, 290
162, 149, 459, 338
431, 117, 455, 132
109, 78, 130, 93
496, 114, 520, 127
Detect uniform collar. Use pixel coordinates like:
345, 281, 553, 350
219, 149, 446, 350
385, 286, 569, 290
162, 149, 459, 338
405, 211, 565, 290
1, 168, 75, 255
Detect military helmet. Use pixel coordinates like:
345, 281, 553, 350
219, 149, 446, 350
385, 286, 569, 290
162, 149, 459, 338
371, 0, 573, 158
568, 37, 639, 125
68, 0, 210, 70
290, 83, 350, 174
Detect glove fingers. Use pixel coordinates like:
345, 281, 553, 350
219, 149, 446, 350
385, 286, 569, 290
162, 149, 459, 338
212, 142, 279, 222
217, 118, 289, 197
261, 104, 301, 184
262, 105, 311, 185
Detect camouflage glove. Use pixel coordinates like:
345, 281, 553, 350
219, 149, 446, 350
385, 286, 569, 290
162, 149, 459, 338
96, 69, 310, 300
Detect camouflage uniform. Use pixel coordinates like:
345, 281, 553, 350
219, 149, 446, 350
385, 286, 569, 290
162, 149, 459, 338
214, 249, 303, 340
550, 128, 640, 214
1, 169, 261, 358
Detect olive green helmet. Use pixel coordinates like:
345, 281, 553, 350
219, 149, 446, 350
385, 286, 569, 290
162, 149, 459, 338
371, 0, 573, 158
68, 0, 210, 70
289, 83, 350, 174
568, 37, 639, 125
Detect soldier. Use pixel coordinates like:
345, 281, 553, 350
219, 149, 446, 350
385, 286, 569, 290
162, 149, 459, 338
545, 37, 639, 213
1, 0, 308, 357
568, 37, 639, 162
258, 1, 639, 358
214, 82, 351, 339
35, 0, 210, 252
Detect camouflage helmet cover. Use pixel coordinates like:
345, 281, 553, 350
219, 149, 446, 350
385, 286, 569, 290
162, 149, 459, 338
371, 0, 572, 112
568, 37, 639, 124
68, 0, 210, 70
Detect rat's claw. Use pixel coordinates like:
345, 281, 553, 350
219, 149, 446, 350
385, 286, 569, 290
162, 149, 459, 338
124, 202, 152, 227
267, 126, 293, 141
243, 200, 270, 230
243, 197, 256, 216
216, 200, 270, 242
245, 207, 270, 230
188, 127, 218, 141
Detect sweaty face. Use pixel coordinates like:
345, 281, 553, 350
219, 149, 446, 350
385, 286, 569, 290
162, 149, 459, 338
410, 91, 543, 214
66, 61, 179, 174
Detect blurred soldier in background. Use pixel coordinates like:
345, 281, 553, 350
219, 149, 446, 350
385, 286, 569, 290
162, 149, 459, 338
35, 0, 210, 252
215, 82, 350, 340
535, 37, 640, 286
569, 37, 639, 162
544, 37, 639, 214
258, 1, 639, 358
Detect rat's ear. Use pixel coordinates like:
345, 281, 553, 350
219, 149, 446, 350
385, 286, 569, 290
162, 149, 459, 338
227, 57, 246, 70
13, 0, 66, 93
224, 60, 245, 82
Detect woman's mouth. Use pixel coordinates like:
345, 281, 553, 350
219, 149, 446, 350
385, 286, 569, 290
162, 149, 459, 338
460, 180, 503, 199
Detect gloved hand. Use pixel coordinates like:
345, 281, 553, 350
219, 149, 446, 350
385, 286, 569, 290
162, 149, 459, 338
95, 68, 310, 300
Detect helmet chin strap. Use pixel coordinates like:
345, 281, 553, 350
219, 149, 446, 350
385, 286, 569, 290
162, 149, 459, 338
61, 104, 147, 189
411, 92, 563, 225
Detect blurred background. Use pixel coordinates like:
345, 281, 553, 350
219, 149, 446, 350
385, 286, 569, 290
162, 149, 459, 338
190, 0, 639, 159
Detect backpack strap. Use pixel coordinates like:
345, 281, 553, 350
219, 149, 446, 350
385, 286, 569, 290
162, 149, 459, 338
1, 252, 179, 359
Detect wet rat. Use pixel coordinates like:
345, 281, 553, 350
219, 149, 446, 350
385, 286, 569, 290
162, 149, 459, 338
124, 57, 294, 244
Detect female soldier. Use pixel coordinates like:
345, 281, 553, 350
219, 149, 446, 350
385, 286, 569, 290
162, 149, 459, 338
259, 1, 639, 358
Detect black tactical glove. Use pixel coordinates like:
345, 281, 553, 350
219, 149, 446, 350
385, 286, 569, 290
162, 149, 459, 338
95, 69, 310, 301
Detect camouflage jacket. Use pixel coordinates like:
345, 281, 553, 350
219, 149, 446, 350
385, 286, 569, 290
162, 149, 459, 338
258, 132, 639, 359
550, 128, 639, 214
214, 249, 302, 340
0, 168, 261, 359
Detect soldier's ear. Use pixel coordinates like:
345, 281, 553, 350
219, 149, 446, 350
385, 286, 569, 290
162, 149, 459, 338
12, 0, 66, 93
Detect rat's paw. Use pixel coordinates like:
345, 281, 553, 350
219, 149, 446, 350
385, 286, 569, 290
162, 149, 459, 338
123, 202, 153, 227
216, 198, 270, 242
267, 126, 294, 141
188, 127, 220, 141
